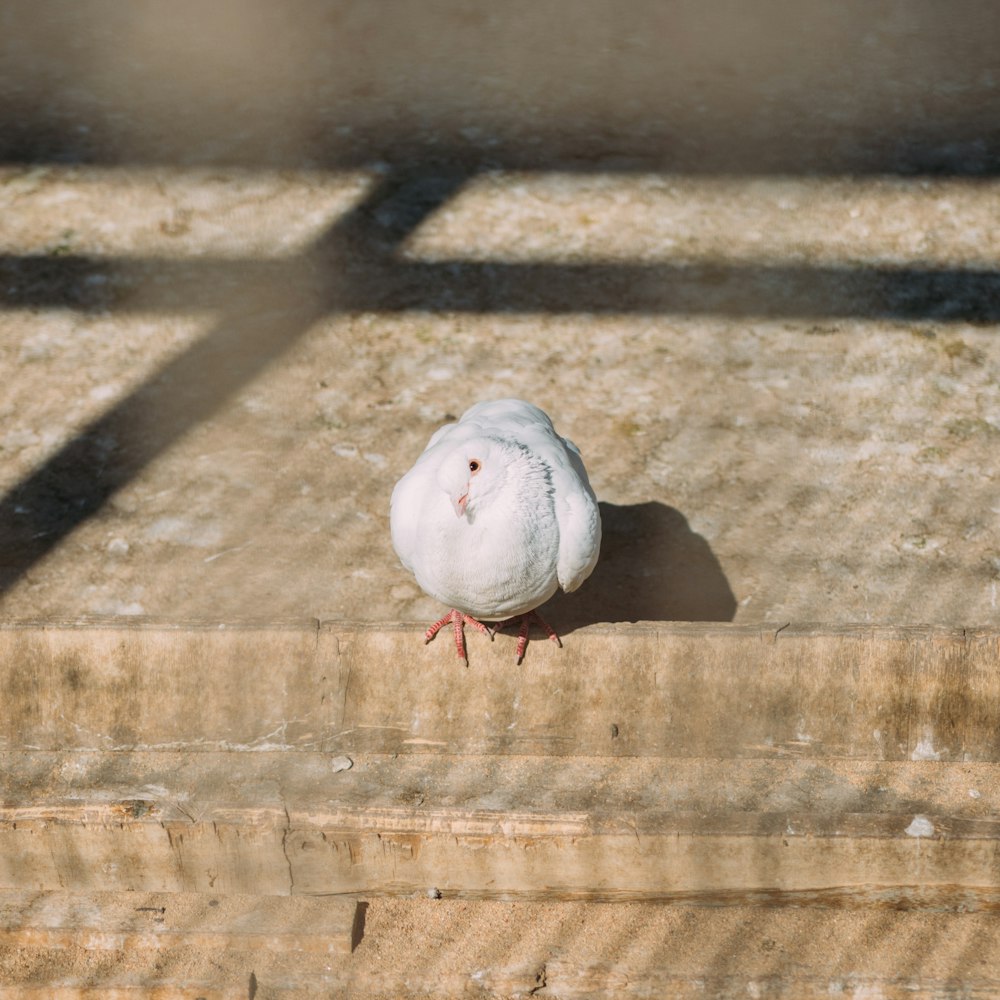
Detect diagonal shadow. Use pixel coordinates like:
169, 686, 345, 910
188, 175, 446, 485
0, 166, 471, 593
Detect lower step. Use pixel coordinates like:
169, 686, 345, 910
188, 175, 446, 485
2, 897, 1000, 999
1, 751, 998, 906
0, 890, 361, 954
0, 890, 361, 998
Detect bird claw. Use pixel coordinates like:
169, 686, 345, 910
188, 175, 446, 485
494, 611, 562, 664
424, 609, 492, 664
425, 609, 561, 665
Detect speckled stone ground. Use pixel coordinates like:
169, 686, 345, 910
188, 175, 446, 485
1, 167, 997, 628
0, 3, 998, 631
2, 2, 1000, 995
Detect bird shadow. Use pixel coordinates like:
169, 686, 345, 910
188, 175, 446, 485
541, 501, 737, 634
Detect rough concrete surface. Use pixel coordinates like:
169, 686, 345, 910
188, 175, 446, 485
2, 168, 998, 628
2, 1, 1000, 996
0, 3, 998, 630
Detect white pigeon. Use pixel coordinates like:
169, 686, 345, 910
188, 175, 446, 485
390, 399, 602, 663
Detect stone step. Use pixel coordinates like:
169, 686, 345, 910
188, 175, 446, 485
3, 620, 998, 996
1, 619, 997, 761
0, 889, 360, 954
4, 898, 1000, 999
0, 890, 361, 997
2, 751, 996, 905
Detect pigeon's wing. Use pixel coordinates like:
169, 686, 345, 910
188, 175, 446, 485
473, 403, 601, 593
545, 433, 602, 592
462, 400, 601, 592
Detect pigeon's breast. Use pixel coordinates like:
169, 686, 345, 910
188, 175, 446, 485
414, 489, 560, 619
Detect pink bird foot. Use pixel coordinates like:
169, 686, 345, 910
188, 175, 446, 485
424, 609, 493, 664
494, 611, 562, 664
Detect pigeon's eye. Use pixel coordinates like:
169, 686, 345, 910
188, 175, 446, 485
468, 459, 481, 474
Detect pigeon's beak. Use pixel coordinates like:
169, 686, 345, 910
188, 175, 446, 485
453, 492, 469, 517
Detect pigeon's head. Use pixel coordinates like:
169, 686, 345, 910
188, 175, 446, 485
436, 437, 514, 519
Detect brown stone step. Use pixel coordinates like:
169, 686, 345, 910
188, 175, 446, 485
1, 620, 997, 761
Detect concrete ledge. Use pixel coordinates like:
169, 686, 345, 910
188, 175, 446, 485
0, 618, 997, 760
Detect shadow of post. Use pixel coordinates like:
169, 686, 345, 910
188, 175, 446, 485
541, 501, 737, 633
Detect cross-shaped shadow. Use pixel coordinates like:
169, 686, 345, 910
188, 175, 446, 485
2, 157, 999, 604
0, 166, 469, 593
